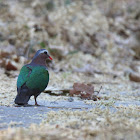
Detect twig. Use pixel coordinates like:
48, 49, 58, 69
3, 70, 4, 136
44, 89, 71, 96
94, 86, 102, 95
90, 81, 119, 84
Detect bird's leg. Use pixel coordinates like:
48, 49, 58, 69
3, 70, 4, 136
34, 96, 39, 106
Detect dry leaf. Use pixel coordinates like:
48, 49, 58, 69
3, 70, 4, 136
5, 60, 17, 71
129, 72, 140, 82
70, 83, 101, 101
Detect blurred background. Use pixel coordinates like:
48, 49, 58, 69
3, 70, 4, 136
0, 0, 140, 139
0, 0, 140, 98
0, 0, 140, 76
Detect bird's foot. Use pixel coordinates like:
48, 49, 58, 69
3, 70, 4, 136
35, 103, 40, 106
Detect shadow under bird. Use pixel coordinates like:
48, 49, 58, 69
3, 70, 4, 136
14, 49, 52, 106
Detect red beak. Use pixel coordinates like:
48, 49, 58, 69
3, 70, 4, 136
49, 56, 53, 60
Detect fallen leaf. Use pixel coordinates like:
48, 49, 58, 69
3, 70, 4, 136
129, 72, 140, 82
70, 83, 101, 101
5, 60, 17, 71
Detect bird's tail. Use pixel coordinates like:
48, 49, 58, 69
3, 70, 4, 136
14, 92, 31, 105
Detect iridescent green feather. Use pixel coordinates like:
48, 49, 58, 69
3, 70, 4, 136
17, 65, 49, 92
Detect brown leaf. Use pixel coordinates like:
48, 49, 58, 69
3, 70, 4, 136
70, 83, 101, 100
129, 72, 140, 82
73, 83, 94, 94
5, 60, 17, 71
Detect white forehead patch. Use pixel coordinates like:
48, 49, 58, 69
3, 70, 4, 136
33, 49, 48, 60
39, 49, 48, 54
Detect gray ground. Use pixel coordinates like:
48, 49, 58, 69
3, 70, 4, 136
0, 97, 140, 130
0, 99, 93, 129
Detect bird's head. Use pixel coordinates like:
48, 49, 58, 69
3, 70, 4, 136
33, 49, 52, 60
31, 49, 52, 65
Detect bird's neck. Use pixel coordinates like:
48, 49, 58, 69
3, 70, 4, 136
30, 57, 46, 67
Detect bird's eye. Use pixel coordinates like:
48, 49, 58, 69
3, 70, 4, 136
44, 51, 47, 54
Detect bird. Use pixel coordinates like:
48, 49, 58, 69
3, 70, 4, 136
14, 49, 52, 106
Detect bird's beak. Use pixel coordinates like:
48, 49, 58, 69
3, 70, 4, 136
48, 55, 53, 60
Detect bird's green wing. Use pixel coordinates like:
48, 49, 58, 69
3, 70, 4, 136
26, 66, 49, 91
17, 65, 33, 89
17, 65, 49, 92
